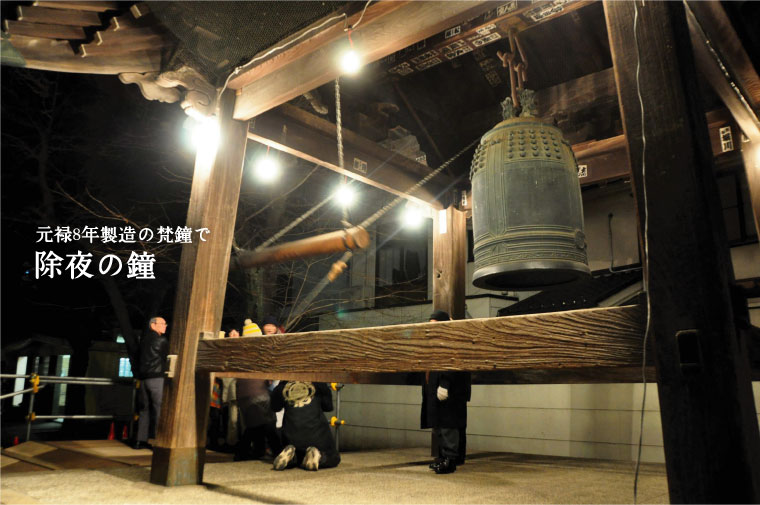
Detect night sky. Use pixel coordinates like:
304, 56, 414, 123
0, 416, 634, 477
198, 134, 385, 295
1, 67, 202, 352
0, 65, 375, 361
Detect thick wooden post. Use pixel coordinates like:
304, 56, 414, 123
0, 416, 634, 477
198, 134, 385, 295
741, 142, 760, 237
430, 204, 467, 456
432, 205, 467, 319
604, 2, 760, 502
150, 91, 248, 486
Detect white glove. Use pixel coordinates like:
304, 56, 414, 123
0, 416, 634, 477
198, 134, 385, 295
275, 408, 284, 428
437, 386, 449, 401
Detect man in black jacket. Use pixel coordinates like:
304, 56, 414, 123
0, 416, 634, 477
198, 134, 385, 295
134, 316, 169, 450
270, 381, 340, 471
422, 310, 471, 474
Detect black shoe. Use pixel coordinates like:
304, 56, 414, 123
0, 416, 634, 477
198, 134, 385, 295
428, 457, 442, 470
131, 440, 152, 450
433, 457, 457, 474
455, 457, 465, 465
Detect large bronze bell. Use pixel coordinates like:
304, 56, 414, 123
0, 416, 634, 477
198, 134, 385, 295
470, 92, 590, 290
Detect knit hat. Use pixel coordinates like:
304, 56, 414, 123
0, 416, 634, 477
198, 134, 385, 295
242, 318, 262, 336
261, 315, 279, 327
429, 310, 450, 321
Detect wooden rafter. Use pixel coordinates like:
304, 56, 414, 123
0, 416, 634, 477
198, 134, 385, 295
231, 1, 495, 120
684, 1, 760, 237
247, 104, 454, 208
32, 1, 120, 13
3, 19, 86, 40
249, 98, 736, 205
17, 5, 102, 26
2, 34, 162, 74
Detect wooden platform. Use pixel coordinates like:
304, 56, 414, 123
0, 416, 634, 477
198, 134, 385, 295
0, 440, 233, 473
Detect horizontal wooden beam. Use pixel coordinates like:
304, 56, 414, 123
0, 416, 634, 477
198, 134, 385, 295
78, 33, 166, 57
213, 367, 660, 385
537, 66, 621, 145
197, 305, 647, 376
232, 1, 493, 120
206, 310, 759, 385
685, 2, 760, 143
573, 135, 630, 186
32, 1, 120, 13
3, 34, 162, 74
248, 104, 453, 208
17, 5, 102, 27
3, 19, 86, 40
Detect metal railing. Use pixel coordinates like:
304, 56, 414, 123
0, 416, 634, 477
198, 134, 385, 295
0, 373, 137, 441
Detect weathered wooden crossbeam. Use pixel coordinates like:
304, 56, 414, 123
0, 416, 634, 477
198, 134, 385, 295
197, 305, 648, 383
212, 367, 659, 385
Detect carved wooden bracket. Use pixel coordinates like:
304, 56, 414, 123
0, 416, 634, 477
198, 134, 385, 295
118, 65, 217, 118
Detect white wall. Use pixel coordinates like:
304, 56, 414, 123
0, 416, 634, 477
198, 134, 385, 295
582, 183, 640, 271
320, 289, 516, 330
336, 380, 760, 464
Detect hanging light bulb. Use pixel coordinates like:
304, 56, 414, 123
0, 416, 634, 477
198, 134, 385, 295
340, 49, 362, 75
191, 116, 220, 153
254, 146, 280, 182
335, 181, 356, 207
182, 114, 220, 155
339, 30, 362, 75
402, 202, 426, 229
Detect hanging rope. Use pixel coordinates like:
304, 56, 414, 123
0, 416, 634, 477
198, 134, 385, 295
335, 77, 350, 224
286, 137, 479, 329
249, 77, 349, 254
335, 78, 345, 172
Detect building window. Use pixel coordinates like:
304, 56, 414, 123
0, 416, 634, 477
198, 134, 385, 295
375, 222, 428, 308
717, 170, 757, 245
719, 126, 734, 152
12, 356, 27, 407
118, 357, 133, 378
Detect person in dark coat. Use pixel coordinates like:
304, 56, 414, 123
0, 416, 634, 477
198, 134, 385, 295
134, 316, 169, 450
270, 381, 340, 471
235, 377, 281, 460
421, 309, 471, 474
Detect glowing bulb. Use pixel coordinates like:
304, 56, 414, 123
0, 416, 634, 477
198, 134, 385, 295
191, 116, 220, 154
255, 155, 280, 182
402, 204, 425, 229
335, 183, 356, 207
340, 49, 362, 75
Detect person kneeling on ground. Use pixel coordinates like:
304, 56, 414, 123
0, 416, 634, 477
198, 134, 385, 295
270, 381, 340, 471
